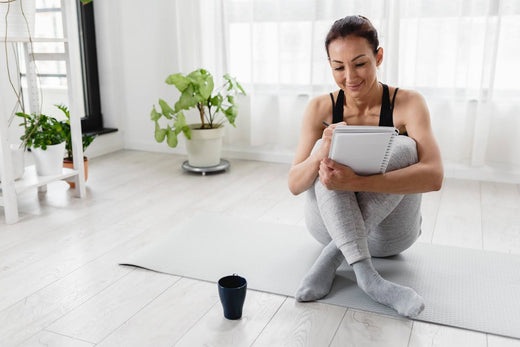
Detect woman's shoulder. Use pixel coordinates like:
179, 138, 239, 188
391, 86, 430, 129
392, 87, 426, 105
309, 91, 335, 106
302, 92, 336, 124
306, 92, 336, 112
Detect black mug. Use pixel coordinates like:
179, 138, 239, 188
218, 274, 247, 320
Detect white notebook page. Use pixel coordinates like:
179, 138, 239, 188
328, 127, 397, 176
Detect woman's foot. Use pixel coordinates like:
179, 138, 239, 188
295, 241, 344, 301
352, 258, 425, 317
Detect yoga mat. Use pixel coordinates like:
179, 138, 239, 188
120, 213, 520, 339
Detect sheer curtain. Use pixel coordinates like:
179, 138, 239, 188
192, 0, 520, 178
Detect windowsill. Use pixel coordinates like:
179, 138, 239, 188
85, 127, 118, 136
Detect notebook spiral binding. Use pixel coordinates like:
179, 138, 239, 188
379, 130, 399, 173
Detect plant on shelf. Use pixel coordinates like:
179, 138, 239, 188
55, 104, 96, 187
17, 112, 66, 150
55, 104, 95, 161
16, 111, 67, 176
150, 68, 246, 167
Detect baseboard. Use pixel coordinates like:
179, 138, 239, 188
124, 140, 295, 164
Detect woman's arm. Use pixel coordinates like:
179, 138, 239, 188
288, 96, 340, 195
318, 91, 443, 194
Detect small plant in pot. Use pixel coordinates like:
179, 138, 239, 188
17, 111, 66, 176
56, 104, 96, 188
150, 68, 246, 167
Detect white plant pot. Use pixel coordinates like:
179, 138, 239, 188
0, 0, 36, 39
0, 144, 25, 180
185, 124, 225, 167
31, 142, 65, 176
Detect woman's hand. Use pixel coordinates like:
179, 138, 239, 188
313, 122, 346, 161
319, 157, 359, 191
288, 93, 348, 196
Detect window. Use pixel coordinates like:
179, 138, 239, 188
19, 0, 115, 134
224, 0, 520, 100
19, 0, 68, 116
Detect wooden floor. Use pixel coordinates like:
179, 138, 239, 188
1, 150, 519, 347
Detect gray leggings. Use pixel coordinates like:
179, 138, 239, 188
304, 136, 422, 265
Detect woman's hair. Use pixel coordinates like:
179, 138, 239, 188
325, 15, 379, 57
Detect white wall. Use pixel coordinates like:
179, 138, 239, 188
92, 0, 292, 162
93, 0, 186, 158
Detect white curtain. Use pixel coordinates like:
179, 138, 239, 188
182, 0, 520, 174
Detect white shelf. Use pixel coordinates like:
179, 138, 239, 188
0, 165, 78, 195
0, 1, 85, 223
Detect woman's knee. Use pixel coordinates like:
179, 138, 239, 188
387, 136, 418, 172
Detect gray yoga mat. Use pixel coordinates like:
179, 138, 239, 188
120, 213, 520, 339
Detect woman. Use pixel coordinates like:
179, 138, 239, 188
288, 15, 443, 317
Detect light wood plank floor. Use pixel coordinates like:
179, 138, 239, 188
1, 150, 519, 347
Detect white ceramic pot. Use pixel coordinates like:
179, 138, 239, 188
31, 142, 66, 176
0, 144, 25, 180
185, 124, 225, 167
0, 0, 36, 39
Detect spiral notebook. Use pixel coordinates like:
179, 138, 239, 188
328, 126, 399, 176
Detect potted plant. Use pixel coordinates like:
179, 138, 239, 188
150, 68, 246, 167
55, 104, 96, 188
16, 112, 66, 176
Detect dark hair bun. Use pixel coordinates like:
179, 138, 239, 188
325, 15, 379, 57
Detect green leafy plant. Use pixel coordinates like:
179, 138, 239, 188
150, 68, 246, 148
16, 112, 66, 150
55, 104, 96, 160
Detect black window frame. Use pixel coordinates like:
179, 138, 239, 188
77, 1, 117, 135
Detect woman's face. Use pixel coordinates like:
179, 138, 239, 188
328, 35, 382, 98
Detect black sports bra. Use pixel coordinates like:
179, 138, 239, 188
330, 83, 399, 127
